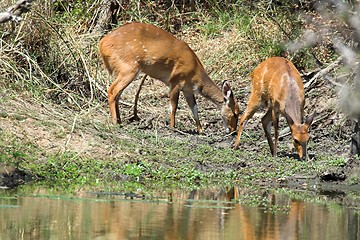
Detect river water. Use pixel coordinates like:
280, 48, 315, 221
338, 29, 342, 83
0, 187, 359, 240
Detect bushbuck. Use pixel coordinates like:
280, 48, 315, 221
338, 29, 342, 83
99, 22, 239, 134
233, 57, 315, 160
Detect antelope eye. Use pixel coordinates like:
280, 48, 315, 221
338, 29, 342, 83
294, 139, 300, 145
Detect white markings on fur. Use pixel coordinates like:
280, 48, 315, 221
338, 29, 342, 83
226, 89, 232, 98
193, 84, 199, 94
225, 89, 232, 104
277, 72, 283, 90
192, 104, 199, 118
260, 65, 268, 93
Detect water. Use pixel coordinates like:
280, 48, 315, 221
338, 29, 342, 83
0, 187, 359, 240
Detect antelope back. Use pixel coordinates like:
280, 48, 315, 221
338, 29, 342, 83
250, 57, 305, 111
99, 22, 203, 84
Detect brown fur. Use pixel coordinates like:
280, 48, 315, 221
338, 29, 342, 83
234, 57, 314, 160
99, 22, 239, 133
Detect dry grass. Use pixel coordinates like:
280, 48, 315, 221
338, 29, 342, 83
0, 1, 351, 151
0, 1, 309, 111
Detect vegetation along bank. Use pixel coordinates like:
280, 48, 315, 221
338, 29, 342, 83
0, 1, 359, 194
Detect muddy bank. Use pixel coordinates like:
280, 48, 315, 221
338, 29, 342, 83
0, 163, 31, 189
1, 158, 359, 197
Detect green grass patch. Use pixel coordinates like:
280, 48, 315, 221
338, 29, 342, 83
0, 124, 351, 193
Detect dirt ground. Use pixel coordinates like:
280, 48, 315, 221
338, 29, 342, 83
0, 71, 359, 189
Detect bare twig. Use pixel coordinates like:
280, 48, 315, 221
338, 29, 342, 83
64, 114, 78, 152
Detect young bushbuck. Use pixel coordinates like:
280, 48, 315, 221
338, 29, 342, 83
99, 22, 239, 134
233, 57, 315, 160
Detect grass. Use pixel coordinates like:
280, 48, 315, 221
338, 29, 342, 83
0, 114, 351, 194
0, 1, 357, 199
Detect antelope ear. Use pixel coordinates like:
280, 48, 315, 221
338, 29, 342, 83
284, 112, 295, 126
305, 112, 316, 127
222, 80, 233, 104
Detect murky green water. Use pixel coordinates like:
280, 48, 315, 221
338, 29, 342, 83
0, 187, 359, 240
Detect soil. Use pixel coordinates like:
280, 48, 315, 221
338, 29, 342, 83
0, 73, 360, 190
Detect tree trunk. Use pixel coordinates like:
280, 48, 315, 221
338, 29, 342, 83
350, 119, 360, 156
350, 62, 360, 156
93, 0, 120, 33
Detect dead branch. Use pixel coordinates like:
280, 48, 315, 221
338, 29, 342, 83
0, 0, 32, 24
304, 56, 343, 89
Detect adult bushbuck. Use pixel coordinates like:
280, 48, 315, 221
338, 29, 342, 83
99, 22, 239, 134
233, 57, 315, 160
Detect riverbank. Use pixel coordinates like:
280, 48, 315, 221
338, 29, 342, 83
1, 1, 359, 196
1, 89, 359, 194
